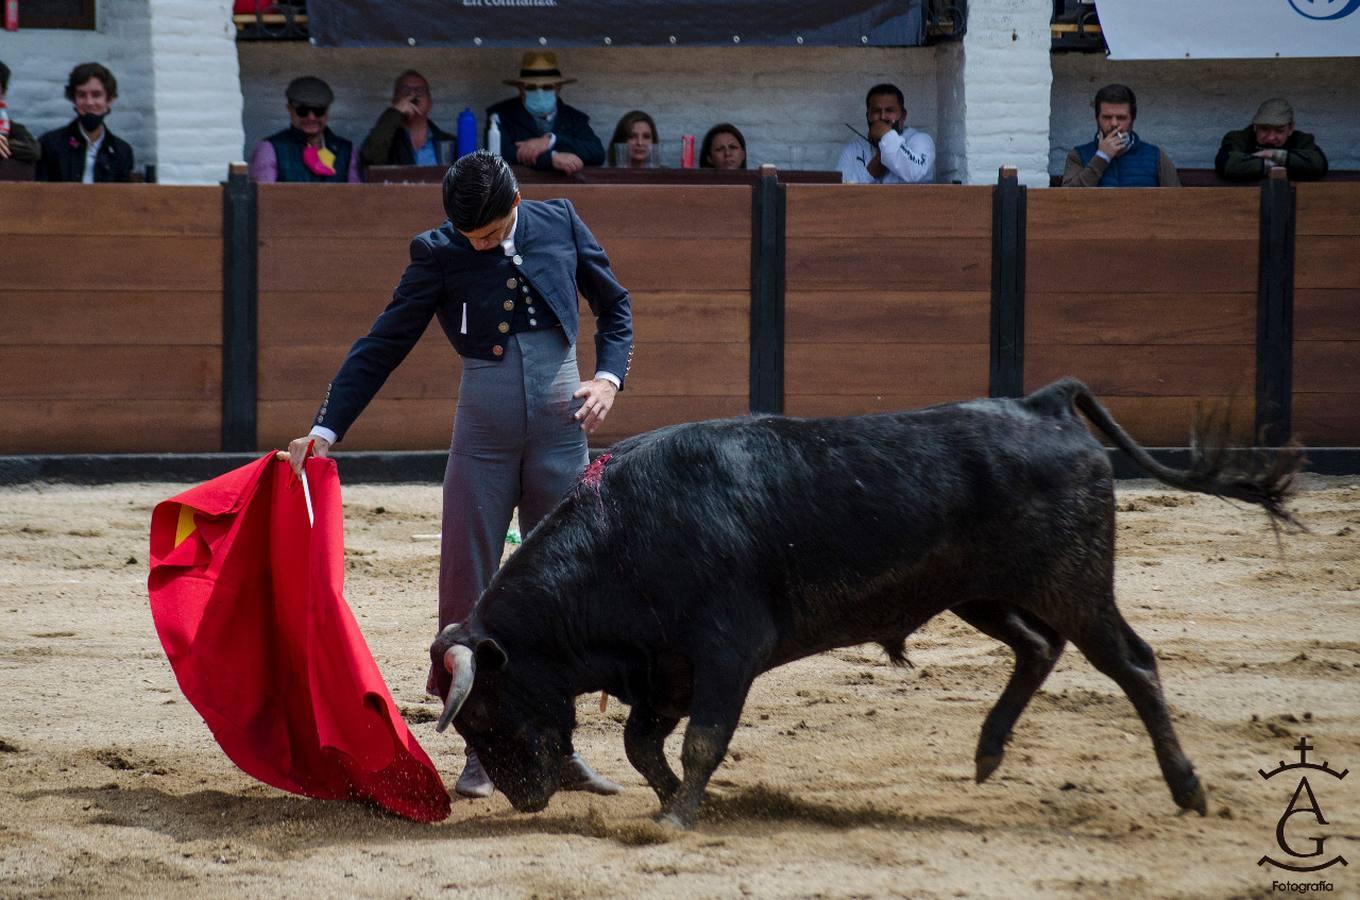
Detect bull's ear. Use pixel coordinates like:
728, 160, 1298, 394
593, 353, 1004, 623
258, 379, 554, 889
475, 638, 508, 671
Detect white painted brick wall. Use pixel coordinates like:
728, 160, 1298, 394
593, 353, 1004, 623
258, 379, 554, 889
956, 0, 1053, 186
1050, 54, 1360, 176
1, 0, 156, 173
237, 45, 941, 176
148, 0, 242, 184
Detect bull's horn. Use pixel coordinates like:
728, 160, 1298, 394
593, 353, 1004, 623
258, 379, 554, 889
435, 644, 475, 733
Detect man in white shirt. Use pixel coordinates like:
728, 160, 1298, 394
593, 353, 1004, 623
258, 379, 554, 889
837, 83, 935, 185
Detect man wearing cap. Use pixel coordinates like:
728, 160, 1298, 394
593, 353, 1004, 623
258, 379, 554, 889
278, 151, 632, 800
1215, 99, 1328, 183
486, 52, 605, 175
250, 76, 361, 183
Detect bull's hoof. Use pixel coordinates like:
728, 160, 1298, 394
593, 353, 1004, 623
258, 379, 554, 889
654, 811, 694, 831
1174, 777, 1208, 816
975, 753, 1003, 784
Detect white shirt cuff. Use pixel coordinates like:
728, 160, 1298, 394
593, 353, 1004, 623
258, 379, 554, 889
593, 371, 620, 389
1095, 150, 1111, 163
309, 425, 338, 445
547, 133, 558, 151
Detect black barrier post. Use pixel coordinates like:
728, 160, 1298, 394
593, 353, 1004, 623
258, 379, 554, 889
1255, 168, 1294, 446
990, 166, 1026, 397
222, 162, 258, 451
750, 163, 785, 414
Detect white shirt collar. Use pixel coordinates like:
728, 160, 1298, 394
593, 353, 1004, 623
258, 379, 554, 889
500, 205, 520, 257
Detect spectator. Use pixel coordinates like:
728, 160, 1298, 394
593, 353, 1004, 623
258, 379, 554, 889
1214, 98, 1328, 183
360, 70, 456, 169
607, 110, 659, 167
249, 76, 360, 183
486, 52, 605, 175
1062, 84, 1179, 187
0, 60, 41, 165
36, 63, 134, 183
836, 83, 935, 184
700, 123, 747, 170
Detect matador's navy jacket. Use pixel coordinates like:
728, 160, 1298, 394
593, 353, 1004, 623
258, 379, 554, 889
316, 198, 633, 441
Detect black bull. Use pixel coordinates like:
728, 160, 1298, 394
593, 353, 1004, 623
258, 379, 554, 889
431, 378, 1298, 828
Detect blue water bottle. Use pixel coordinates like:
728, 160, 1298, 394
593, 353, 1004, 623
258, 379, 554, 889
457, 107, 477, 159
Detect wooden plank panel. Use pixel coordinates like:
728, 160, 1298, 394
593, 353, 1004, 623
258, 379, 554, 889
786, 291, 989, 344
1295, 290, 1360, 341
1292, 393, 1360, 446
0, 400, 220, 453
262, 339, 749, 402
1027, 293, 1256, 344
0, 184, 222, 236
1295, 238, 1360, 290
1293, 342, 1360, 393
784, 392, 984, 418
785, 185, 993, 239
260, 236, 748, 293
575, 342, 747, 396
1027, 189, 1258, 241
521, 186, 752, 240
786, 238, 991, 291
1090, 396, 1256, 447
259, 291, 749, 346
0, 291, 221, 346
1025, 344, 1255, 396
257, 184, 752, 240
5, 236, 222, 291
0, 346, 219, 401
785, 344, 988, 396
1295, 183, 1360, 236
1026, 239, 1257, 293
258, 394, 750, 450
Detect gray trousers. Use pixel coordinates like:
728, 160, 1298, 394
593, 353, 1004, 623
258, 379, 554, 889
438, 329, 588, 631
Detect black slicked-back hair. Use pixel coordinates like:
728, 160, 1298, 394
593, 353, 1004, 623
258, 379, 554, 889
443, 150, 519, 231
865, 82, 905, 110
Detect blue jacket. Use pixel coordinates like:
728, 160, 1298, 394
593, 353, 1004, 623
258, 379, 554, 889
1076, 131, 1162, 187
486, 97, 606, 170
316, 198, 633, 441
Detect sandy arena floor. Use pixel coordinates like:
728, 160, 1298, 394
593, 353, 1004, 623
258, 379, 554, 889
0, 473, 1356, 898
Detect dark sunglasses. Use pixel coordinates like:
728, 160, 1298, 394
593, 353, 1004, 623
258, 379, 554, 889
293, 104, 328, 118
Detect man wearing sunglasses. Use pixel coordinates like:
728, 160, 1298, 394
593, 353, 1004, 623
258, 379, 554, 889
249, 76, 360, 183
486, 51, 605, 175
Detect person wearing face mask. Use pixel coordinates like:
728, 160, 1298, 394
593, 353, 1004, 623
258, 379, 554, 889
836, 83, 935, 184
485, 52, 605, 175
36, 62, 134, 183
249, 76, 361, 183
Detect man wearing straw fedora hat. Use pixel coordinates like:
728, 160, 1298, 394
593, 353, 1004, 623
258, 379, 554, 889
487, 51, 605, 175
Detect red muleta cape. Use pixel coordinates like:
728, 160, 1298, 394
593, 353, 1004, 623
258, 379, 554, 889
147, 453, 450, 822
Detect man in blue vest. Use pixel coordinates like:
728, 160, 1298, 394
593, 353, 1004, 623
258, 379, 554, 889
249, 76, 360, 183
1062, 84, 1180, 188
280, 151, 632, 799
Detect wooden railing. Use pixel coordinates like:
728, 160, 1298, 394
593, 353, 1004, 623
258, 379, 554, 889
1, 171, 1356, 455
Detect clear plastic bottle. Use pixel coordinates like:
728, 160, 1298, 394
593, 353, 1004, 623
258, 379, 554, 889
486, 113, 501, 157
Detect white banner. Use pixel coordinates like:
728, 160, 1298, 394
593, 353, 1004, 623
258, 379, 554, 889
1098, 0, 1360, 59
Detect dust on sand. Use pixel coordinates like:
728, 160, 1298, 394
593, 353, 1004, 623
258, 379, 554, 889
0, 476, 1356, 898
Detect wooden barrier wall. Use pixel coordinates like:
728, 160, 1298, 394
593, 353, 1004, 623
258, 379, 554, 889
783, 185, 993, 415
0, 184, 223, 452
255, 184, 750, 449
1025, 189, 1259, 445
1294, 183, 1360, 446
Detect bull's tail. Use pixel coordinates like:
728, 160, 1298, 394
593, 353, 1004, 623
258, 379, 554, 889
1049, 378, 1302, 527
